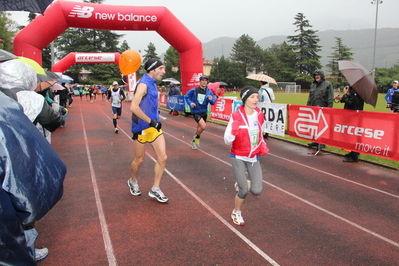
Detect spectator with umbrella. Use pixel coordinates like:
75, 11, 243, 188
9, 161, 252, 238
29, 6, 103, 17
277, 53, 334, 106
55, 83, 69, 108
0, 58, 66, 263
208, 82, 225, 98
334, 60, 379, 161
334, 86, 364, 162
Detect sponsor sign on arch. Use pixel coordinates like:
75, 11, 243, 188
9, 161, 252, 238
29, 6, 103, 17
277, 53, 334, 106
52, 52, 121, 73
13, 1, 203, 94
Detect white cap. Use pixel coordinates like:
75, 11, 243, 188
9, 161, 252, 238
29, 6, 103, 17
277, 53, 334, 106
112, 81, 118, 85
393, 80, 398, 84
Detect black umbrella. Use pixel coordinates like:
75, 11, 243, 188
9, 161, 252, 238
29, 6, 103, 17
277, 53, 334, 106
37, 74, 53, 82
338, 60, 378, 107
0, 49, 17, 62
36, 74, 57, 91
0, 0, 53, 14
216, 81, 228, 86
46, 70, 60, 80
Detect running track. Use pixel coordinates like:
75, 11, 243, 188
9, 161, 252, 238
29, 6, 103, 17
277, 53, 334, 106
35, 98, 399, 265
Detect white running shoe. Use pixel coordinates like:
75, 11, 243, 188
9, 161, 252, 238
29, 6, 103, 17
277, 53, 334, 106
148, 189, 169, 203
35, 247, 49, 261
127, 179, 141, 196
231, 210, 245, 226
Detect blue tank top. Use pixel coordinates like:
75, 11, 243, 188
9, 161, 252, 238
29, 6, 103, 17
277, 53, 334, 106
131, 74, 159, 133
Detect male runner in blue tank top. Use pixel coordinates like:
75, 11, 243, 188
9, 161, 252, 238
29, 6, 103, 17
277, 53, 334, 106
127, 58, 169, 203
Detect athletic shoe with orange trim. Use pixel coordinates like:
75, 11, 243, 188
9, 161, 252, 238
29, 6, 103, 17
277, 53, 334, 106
231, 210, 245, 226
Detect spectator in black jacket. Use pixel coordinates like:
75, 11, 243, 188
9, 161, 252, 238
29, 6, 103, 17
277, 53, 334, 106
56, 83, 69, 107
334, 86, 364, 162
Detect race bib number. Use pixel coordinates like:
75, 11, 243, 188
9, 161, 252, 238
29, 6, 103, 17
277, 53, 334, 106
197, 94, 205, 104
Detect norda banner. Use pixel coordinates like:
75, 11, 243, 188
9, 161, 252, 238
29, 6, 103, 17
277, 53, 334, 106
257, 102, 287, 137
209, 100, 287, 137
288, 105, 398, 161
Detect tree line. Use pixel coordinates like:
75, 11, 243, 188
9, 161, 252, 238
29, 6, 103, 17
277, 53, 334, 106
1, 3, 398, 92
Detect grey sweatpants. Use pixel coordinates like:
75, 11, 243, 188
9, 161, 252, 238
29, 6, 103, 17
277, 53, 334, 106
230, 157, 263, 199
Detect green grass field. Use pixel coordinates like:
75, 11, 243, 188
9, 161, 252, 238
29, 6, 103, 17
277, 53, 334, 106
225, 92, 398, 169
226, 92, 388, 112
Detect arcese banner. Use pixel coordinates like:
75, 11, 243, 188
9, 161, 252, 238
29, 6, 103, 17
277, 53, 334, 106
288, 105, 398, 161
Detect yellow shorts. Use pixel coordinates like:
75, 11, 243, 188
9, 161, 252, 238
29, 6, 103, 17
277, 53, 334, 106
133, 127, 163, 144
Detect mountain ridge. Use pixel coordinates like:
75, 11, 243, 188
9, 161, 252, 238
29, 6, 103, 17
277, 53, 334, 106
202, 28, 399, 71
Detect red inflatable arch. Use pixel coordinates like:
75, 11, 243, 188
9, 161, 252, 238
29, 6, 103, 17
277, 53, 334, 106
52, 52, 121, 73
13, 1, 203, 94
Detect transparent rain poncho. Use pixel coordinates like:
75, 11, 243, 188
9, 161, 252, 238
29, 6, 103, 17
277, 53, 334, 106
0, 59, 37, 91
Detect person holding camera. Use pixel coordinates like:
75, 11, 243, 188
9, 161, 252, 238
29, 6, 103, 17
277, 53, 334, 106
334, 85, 364, 162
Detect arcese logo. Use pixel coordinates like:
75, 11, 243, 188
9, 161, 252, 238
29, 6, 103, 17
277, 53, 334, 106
75, 54, 115, 62
293, 107, 328, 140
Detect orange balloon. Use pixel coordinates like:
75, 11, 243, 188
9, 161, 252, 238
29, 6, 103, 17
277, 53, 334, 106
119, 50, 142, 75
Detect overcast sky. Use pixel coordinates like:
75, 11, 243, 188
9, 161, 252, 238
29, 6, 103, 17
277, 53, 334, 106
9, 0, 399, 56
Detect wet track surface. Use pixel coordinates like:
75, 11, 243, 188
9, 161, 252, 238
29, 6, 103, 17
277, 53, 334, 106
35, 98, 399, 265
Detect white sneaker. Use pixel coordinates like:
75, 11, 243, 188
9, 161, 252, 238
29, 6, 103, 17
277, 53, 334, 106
148, 189, 169, 203
35, 247, 49, 261
114, 128, 118, 134
231, 210, 245, 226
127, 179, 141, 196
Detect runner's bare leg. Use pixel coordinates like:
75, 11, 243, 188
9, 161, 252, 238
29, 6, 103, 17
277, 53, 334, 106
150, 134, 167, 187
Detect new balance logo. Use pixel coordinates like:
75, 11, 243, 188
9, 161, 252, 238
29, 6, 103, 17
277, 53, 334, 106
216, 99, 225, 112
68, 5, 94, 18
190, 73, 203, 83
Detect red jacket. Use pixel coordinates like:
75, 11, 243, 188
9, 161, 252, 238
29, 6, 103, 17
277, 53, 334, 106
227, 105, 268, 158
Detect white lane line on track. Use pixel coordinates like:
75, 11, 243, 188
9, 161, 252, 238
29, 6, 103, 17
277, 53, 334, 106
164, 165, 280, 266
97, 108, 279, 265
79, 105, 117, 266
163, 131, 399, 249
99, 107, 399, 260
265, 181, 399, 248
268, 153, 399, 199
159, 112, 399, 199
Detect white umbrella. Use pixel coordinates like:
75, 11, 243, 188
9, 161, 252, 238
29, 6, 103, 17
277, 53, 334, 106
246, 74, 277, 84
162, 78, 180, 84
60, 74, 73, 81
